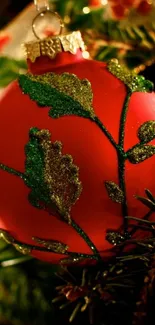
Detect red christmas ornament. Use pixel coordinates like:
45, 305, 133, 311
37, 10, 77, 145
0, 12, 155, 265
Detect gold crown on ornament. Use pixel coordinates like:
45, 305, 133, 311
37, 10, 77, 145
24, 9, 85, 62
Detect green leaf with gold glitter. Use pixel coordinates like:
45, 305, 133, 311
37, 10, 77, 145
18, 73, 95, 119
128, 145, 155, 164
105, 181, 124, 204
138, 121, 155, 143
25, 128, 82, 222
32, 237, 68, 254
107, 59, 154, 93
24, 127, 51, 210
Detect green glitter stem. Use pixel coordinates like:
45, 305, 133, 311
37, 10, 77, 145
0, 163, 25, 179
118, 91, 132, 233
13, 239, 98, 260
71, 220, 102, 261
93, 116, 118, 150
119, 91, 132, 148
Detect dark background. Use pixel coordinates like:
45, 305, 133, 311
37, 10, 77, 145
0, 0, 31, 28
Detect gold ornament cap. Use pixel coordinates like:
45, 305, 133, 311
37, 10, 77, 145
25, 8, 85, 62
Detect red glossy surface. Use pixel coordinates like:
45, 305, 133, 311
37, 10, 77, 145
0, 53, 155, 263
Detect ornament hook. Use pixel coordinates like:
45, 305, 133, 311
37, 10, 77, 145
34, 0, 50, 11
33, 0, 64, 40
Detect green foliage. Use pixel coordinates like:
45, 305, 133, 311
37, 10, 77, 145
0, 57, 26, 88
54, 0, 155, 70
18, 74, 93, 118
0, 241, 56, 325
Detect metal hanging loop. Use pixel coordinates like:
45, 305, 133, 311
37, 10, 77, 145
32, 0, 64, 40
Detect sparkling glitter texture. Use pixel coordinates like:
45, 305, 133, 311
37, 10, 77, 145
105, 181, 124, 204
128, 145, 155, 164
138, 121, 155, 143
0, 229, 32, 255
19, 73, 95, 119
107, 59, 154, 93
25, 128, 82, 221
32, 237, 69, 254
106, 231, 126, 246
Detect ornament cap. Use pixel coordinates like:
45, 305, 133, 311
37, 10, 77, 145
25, 31, 86, 63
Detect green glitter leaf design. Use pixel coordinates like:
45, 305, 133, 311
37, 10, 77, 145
128, 145, 155, 164
25, 127, 82, 222
107, 59, 154, 93
25, 127, 51, 209
105, 181, 124, 204
138, 121, 155, 143
18, 73, 95, 119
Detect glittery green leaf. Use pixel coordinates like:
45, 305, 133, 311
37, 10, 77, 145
105, 181, 124, 203
128, 145, 155, 164
107, 59, 154, 93
18, 73, 95, 119
138, 121, 155, 143
24, 127, 51, 209
24, 128, 82, 221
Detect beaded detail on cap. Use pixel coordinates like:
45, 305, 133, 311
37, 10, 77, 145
25, 31, 85, 62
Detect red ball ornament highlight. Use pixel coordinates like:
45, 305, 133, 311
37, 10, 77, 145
0, 30, 155, 265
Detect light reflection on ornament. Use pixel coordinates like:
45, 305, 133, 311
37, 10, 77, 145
82, 51, 90, 59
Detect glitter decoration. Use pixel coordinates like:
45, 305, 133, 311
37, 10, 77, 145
0, 229, 15, 244
32, 237, 69, 254
60, 256, 86, 265
0, 229, 99, 259
0, 229, 31, 254
106, 231, 126, 246
128, 145, 155, 164
105, 181, 124, 204
19, 73, 95, 119
107, 59, 154, 93
70, 220, 101, 259
14, 243, 32, 255
138, 121, 155, 143
25, 128, 82, 221
0, 163, 25, 179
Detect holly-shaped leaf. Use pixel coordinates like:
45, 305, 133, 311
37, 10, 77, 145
24, 128, 82, 222
128, 145, 155, 164
19, 73, 95, 119
138, 121, 155, 143
105, 181, 124, 203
